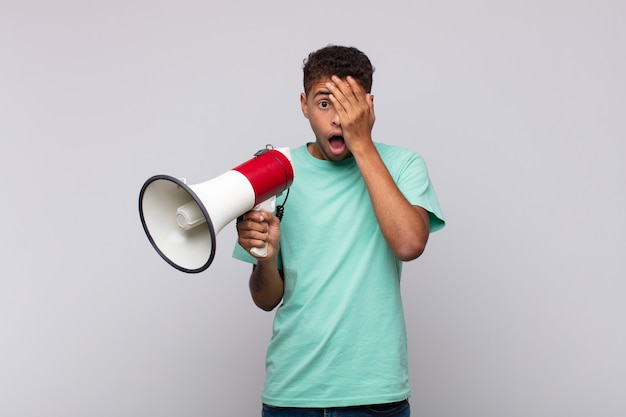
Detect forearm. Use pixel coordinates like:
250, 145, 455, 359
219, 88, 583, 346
352, 142, 430, 261
249, 259, 284, 311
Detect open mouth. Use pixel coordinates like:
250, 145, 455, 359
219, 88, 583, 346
328, 135, 345, 151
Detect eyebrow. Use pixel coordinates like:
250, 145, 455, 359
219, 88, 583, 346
312, 90, 331, 98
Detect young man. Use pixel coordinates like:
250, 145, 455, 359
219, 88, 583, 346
233, 45, 445, 417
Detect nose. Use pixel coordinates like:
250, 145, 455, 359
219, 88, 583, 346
331, 111, 341, 127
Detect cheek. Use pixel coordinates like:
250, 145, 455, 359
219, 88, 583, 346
309, 115, 326, 129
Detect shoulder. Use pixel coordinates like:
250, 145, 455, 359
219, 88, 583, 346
375, 142, 421, 158
374, 142, 425, 171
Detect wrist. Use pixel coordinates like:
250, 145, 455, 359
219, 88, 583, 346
350, 138, 377, 160
255, 252, 278, 267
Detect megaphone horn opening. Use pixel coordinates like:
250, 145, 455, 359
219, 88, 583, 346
139, 175, 217, 273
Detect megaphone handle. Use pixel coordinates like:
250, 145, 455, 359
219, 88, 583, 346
250, 195, 277, 257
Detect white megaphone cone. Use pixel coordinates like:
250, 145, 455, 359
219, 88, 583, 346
139, 146, 294, 273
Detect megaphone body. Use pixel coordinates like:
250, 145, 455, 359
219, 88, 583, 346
139, 146, 294, 273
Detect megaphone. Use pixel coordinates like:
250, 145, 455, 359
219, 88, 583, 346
139, 146, 294, 273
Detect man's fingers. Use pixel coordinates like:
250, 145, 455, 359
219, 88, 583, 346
337, 76, 367, 100
239, 212, 271, 233
326, 81, 347, 113
327, 77, 358, 116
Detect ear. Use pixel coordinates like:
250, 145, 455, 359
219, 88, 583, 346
300, 93, 309, 119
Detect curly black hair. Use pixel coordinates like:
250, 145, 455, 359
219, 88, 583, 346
302, 45, 375, 94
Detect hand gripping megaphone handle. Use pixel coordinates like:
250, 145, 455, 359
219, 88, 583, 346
249, 195, 276, 257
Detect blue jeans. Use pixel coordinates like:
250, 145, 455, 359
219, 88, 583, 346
261, 400, 410, 417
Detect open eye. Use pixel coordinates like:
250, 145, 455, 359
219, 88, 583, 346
318, 100, 330, 109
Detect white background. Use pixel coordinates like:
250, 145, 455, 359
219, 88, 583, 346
1, 1, 624, 416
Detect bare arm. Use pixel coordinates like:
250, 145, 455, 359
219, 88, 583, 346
352, 145, 430, 261
327, 76, 430, 261
237, 210, 284, 310
249, 259, 284, 311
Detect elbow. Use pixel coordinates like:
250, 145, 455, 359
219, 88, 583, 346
390, 210, 431, 261
250, 286, 282, 311
253, 298, 280, 312
394, 236, 428, 262
250, 289, 281, 311
395, 243, 425, 262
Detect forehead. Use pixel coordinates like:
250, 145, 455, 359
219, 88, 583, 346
307, 78, 332, 98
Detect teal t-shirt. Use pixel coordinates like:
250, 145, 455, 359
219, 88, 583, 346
233, 143, 445, 407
